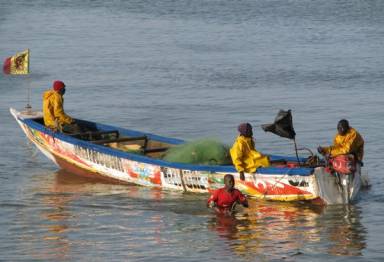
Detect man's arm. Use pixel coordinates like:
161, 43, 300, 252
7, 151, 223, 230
53, 95, 73, 125
207, 190, 219, 208
327, 132, 356, 156
230, 141, 246, 180
236, 190, 249, 208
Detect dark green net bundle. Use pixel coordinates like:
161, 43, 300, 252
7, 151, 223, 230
163, 138, 232, 165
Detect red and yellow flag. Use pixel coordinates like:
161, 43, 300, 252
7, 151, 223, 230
3, 49, 30, 75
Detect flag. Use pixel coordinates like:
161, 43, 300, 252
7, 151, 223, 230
261, 109, 296, 139
3, 49, 29, 75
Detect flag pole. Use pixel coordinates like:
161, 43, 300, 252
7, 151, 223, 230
25, 80, 32, 112
25, 49, 32, 113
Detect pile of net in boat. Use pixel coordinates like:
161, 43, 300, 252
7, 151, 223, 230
162, 138, 232, 165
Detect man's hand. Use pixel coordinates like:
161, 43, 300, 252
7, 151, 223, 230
239, 171, 245, 181
317, 146, 325, 155
208, 201, 216, 208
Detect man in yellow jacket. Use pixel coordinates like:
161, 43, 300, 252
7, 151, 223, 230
43, 80, 78, 133
230, 123, 270, 181
318, 119, 364, 162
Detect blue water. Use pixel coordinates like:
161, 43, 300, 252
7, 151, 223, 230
1, 0, 384, 261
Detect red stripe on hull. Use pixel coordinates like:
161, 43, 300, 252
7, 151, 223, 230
53, 154, 130, 185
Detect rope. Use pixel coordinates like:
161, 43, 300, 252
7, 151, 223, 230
293, 138, 301, 166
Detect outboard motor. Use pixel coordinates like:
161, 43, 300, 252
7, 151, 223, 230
316, 155, 361, 204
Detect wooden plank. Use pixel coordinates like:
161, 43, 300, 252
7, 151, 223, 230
92, 136, 148, 145
69, 130, 119, 139
144, 147, 169, 154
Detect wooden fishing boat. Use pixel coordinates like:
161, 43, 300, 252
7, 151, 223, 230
10, 107, 366, 205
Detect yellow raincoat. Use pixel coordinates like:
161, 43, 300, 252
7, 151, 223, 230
230, 135, 270, 173
323, 127, 364, 161
42, 90, 73, 130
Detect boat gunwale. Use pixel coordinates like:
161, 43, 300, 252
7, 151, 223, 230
13, 108, 314, 176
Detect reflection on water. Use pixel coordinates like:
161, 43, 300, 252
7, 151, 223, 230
322, 205, 367, 257
28, 170, 367, 260
37, 171, 86, 260
39, 192, 72, 260
208, 201, 366, 260
34, 170, 173, 260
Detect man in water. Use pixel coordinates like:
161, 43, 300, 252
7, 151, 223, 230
207, 174, 249, 213
318, 119, 364, 162
43, 80, 80, 133
230, 122, 270, 181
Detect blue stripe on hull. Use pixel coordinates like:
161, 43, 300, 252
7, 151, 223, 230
20, 117, 314, 176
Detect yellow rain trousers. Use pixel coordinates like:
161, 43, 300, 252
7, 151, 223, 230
42, 90, 73, 130
324, 127, 364, 161
230, 135, 270, 173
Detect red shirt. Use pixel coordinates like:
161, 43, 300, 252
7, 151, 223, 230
207, 188, 247, 208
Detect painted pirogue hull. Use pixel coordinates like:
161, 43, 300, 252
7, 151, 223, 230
10, 108, 363, 205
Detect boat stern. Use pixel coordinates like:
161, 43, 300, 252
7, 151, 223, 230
314, 166, 362, 205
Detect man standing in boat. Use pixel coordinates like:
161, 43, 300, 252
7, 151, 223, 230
230, 123, 270, 181
42, 80, 80, 133
317, 119, 364, 163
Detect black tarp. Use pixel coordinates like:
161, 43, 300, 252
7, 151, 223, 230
261, 110, 296, 139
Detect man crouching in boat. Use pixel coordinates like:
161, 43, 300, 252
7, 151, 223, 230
230, 123, 270, 181
43, 80, 81, 133
207, 174, 249, 214
317, 119, 364, 164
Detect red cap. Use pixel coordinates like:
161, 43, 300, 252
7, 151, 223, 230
53, 80, 65, 91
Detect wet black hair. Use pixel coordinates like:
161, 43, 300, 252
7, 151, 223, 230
338, 119, 349, 129
337, 119, 350, 135
224, 174, 234, 181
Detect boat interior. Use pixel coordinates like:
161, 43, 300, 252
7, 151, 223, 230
33, 117, 173, 159
31, 117, 319, 167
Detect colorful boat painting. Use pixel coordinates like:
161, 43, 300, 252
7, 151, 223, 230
10, 108, 366, 205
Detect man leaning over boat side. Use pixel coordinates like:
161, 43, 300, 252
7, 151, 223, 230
317, 119, 364, 163
230, 123, 271, 181
42, 80, 80, 133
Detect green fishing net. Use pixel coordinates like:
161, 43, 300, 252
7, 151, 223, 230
163, 138, 232, 165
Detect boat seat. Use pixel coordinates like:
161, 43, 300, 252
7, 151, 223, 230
92, 135, 148, 145
144, 147, 169, 154
69, 130, 119, 141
